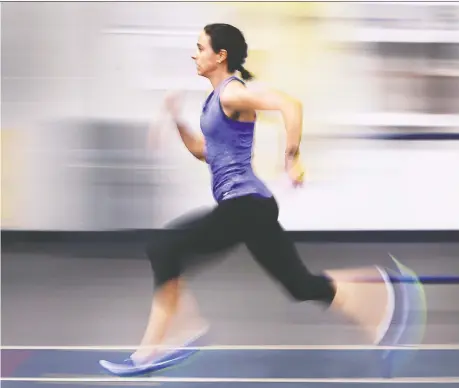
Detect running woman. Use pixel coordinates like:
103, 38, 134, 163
100, 23, 395, 376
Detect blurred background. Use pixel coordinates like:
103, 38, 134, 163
2, 1, 458, 232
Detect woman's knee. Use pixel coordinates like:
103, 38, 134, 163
146, 231, 184, 285
286, 274, 336, 305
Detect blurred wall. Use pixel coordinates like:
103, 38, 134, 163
1, 2, 230, 230
2, 2, 459, 231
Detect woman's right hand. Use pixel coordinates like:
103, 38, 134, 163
163, 91, 184, 122
147, 91, 183, 150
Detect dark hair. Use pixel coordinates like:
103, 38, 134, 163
204, 23, 254, 81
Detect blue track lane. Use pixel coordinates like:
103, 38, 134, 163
2, 348, 458, 380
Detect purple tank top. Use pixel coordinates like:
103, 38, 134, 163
200, 76, 273, 203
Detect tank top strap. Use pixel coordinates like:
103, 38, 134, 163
215, 76, 245, 97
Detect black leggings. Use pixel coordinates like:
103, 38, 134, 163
146, 195, 336, 305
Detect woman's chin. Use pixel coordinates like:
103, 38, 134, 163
196, 68, 208, 78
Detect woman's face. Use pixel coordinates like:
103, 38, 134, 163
192, 31, 223, 78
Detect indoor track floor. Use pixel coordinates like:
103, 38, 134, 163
2, 241, 458, 387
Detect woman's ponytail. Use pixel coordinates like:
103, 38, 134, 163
239, 65, 254, 81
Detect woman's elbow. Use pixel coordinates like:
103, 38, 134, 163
194, 151, 207, 162
281, 97, 302, 115
292, 98, 302, 110
192, 141, 207, 162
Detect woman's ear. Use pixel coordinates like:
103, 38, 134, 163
218, 49, 228, 64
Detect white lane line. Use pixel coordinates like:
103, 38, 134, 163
1, 376, 459, 383
1, 344, 458, 351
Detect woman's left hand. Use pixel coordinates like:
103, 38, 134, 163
285, 154, 305, 188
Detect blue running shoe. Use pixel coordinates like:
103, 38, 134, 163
99, 326, 209, 377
